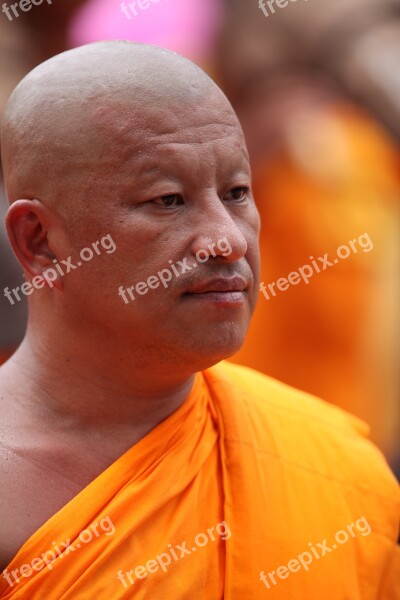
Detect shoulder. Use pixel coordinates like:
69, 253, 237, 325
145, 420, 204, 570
203, 363, 400, 591
203, 361, 400, 505
204, 360, 369, 439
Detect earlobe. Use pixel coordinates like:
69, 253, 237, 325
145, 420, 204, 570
6, 199, 64, 291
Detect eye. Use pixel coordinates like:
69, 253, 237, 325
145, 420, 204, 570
152, 194, 184, 208
224, 187, 249, 202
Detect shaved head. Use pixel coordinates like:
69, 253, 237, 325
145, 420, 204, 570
1, 41, 226, 220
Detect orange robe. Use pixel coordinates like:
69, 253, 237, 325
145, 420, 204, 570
232, 104, 400, 460
1, 361, 399, 599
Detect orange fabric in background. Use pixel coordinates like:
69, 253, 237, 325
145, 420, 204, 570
232, 105, 400, 459
1, 361, 398, 599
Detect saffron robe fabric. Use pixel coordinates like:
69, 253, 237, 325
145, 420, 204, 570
1, 361, 399, 599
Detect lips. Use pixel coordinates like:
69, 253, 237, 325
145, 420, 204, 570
184, 276, 248, 295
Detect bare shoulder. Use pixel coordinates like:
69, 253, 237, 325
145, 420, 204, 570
0, 364, 135, 572
0, 369, 45, 570
0, 368, 83, 572
0, 370, 31, 570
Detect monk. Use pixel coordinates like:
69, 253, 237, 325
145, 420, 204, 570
0, 42, 398, 599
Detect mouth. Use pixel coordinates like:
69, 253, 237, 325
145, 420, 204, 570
183, 276, 248, 305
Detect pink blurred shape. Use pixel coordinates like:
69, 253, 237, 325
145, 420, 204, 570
68, 0, 223, 63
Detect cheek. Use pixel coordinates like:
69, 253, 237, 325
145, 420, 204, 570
99, 228, 184, 293
119, 218, 189, 259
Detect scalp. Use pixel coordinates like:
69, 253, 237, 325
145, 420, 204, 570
0, 41, 230, 219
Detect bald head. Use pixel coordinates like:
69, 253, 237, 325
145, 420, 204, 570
1, 41, 259, 377
1, 41, 229, 216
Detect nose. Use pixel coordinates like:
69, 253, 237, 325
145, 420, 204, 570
189, 197, 248, 262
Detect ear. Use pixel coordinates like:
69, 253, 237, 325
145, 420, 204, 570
6, 199, 65, 291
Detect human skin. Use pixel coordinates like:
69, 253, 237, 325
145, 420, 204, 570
0, 42, 260, 568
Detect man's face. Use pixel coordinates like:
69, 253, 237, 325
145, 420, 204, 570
61, 94, 260, 372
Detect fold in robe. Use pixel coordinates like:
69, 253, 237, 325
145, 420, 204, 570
1, 362, 399, 599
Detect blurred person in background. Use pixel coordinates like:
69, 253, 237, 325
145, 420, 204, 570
217, 0, 400, 471
0, 0, 85, 365
68, 0, 222, 68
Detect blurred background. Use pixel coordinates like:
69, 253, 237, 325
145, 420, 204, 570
0, 0, 399, 475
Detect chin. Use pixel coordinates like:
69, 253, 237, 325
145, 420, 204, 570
187, 330, 247, 370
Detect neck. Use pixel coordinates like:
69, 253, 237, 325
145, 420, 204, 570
2, 334, 195, 436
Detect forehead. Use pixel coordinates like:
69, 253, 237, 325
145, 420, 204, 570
88, 94, 248, 173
